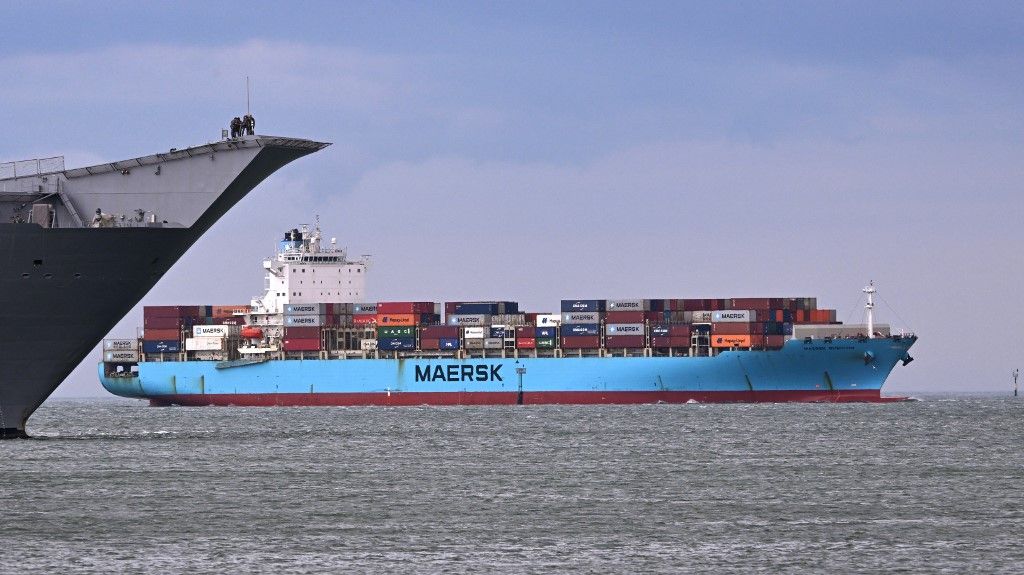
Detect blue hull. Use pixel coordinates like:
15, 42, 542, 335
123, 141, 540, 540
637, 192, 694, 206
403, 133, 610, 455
100, 337, 916, 404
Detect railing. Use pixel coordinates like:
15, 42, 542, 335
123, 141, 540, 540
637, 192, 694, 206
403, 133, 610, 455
0, 156, 65, 179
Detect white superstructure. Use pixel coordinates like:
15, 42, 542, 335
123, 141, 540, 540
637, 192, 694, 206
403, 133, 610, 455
251, 223, 370, 315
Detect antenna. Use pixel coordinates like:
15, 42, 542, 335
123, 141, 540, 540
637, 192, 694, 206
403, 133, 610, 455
1015, 368, 1020, 398
246, 76, 251, 116
864, 280, 880, 337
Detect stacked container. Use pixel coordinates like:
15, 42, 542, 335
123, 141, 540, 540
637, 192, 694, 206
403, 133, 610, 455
560, 300, 604, 349
375, 302, 440, 350
420, 325, 460, 350
142, 306, 198, 353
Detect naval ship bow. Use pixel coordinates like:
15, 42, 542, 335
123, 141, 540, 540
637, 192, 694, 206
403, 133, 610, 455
0, 133, 329, 437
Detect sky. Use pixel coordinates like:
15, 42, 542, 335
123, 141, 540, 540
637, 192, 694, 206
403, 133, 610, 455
2, 1, 1022, 396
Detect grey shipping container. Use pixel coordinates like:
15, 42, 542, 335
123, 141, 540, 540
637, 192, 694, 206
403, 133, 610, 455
605, 323, 645, 335
446, 314, 491, 326
103, 339, 136, 351
483, 337, 504, 349
713, 310, 756, 323
606, 299, 650, 311
561, 311, 601, 324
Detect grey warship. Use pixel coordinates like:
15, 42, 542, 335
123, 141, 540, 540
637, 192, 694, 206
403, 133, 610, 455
0, 132, 328, 437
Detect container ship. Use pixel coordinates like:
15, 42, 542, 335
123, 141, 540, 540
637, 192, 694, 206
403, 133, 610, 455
0, 131, 328, 438
100, 223, 917, 405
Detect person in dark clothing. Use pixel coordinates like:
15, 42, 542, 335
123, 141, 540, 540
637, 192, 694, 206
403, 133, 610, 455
243, 114, 255, 136
230, 116, 242, 138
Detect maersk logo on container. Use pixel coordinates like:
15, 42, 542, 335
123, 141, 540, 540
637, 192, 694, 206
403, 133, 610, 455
606, 324, 644, 334
415, 364, 503, 382
561, 312, 600, 324
713, 310, 755, 323
606, 299, 648, 310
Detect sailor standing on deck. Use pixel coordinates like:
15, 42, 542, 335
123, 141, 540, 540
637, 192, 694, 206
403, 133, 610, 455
230, 116, 242, 138
243, 114, 255, 136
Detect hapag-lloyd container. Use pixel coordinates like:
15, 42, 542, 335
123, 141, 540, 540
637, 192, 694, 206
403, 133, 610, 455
377, 314, 416, 326
712, 334, 752, 348
713, 310, 756, 323
535, 314, 561, 326
605, 323, 644, 335
561, 311, 601, 324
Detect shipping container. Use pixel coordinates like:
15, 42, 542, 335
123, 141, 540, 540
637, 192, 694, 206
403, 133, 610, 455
103, 349, 140, 363
560, 300, 606, 313
516, 337, 536, 349
605, 299, 650, 311
712, 310, 756, 323
605, 311, 646, 323
535, 326, 556, 338
561, 324, 600, 336
420, 338, 440, 350
730, 298, 772, 310
711, 334, 752, 348
185, 337, 225, 351
352, 315, 377, 326
143, 305, 200, 318
283, 326, 320, 339
491, 314, 526, 326
283, 338, 321, 351
605, 323, 645, 335
604, 335, 645, 348
690, 311, 713, 323
560, 336, 601, 349
377, 313, 416, 326
483, 338, 503, 349
211, 305, 251, 318
651, 324, 692, 337
463, 327, 486, 339
561, 311, 601, 324
192, 325, 237, 338
285, 314, 324, 327
143, 316, 184, 329
360, 339, 378, 351
651, 336, 692, 348
446, 314, 491, 326
284, 303, 327, 315
489, 326, 505, 339
712, 322, 756, 335
439, 338, 461, 350
353, 303, 378, 314
377, 337, 416, 350
141, 339, 181, 353
464, 338, 484, 350
536, 338, 556, 349
378, 326, 416, 338
420, 325, 460, 339
535, 314, 561, 326
377, 301, 437, 314
143, 328, 181, 341
103, 339, 136, 351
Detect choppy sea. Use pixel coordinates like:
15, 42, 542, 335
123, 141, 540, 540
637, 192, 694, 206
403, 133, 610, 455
2, 396, 1022, 574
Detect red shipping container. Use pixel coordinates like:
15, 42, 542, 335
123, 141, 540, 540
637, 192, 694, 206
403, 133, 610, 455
421, 325, 460, 339
732, 298, 772, 310
515, 326, 532, 337
377, 301, 436, 314
561, 336, 600, 349
144, 305, 200, 318
283, 326, 320, 338
444, 302, 458, 315
712, 322, 756, 335
605, 311, 646, 323
651, 336, 691, 348
765, 335, 785, 348
352, 315, 377, 326
516, 337, 536, 349
144, 316, 183, 329
420, 338, 440, 350
604, 335, 645, 348
525, 312, 539, 324
283, 338, 320, 351
144, 328, 181, 340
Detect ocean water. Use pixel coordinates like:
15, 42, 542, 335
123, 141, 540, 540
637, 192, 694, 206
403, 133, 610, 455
2, 396, 1022, 574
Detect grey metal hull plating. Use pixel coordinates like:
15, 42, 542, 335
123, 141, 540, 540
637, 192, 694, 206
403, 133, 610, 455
0, 142, 325, 437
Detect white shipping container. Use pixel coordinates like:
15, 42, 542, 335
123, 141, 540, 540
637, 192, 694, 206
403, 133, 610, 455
491, 314, 526, 326
360, 339, 378, 351
185, 336, 225, 351
535, 314, 562, 326
463, 327, 486, 339
103, 350, 140, 362
192, 325, 237, 338
561, 311, 601, 324
103, 339, 136, 351
447, 314, 491, 326
605, 323, 645, 335
285, 314, 323, 327
713, 310, 756, 323
606, 299, 650, 311
691, 311, 713, 323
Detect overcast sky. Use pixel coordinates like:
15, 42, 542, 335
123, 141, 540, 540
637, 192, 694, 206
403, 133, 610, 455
3, 1, 1022, 396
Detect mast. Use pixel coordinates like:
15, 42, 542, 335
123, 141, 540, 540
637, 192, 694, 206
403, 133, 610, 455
863, 280, 876, 339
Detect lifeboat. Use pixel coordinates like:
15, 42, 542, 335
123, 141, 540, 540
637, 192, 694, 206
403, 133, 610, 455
240, 326, 263, 339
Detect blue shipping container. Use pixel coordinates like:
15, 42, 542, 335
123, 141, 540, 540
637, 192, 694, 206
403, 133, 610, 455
142, 340, 181, 353
489, 327, 505, 338
378, 337, 416, 350
535, 326, 556, 338
439, 338, 461, 349
562, 323, 600, 336
560, 299, 606, 313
